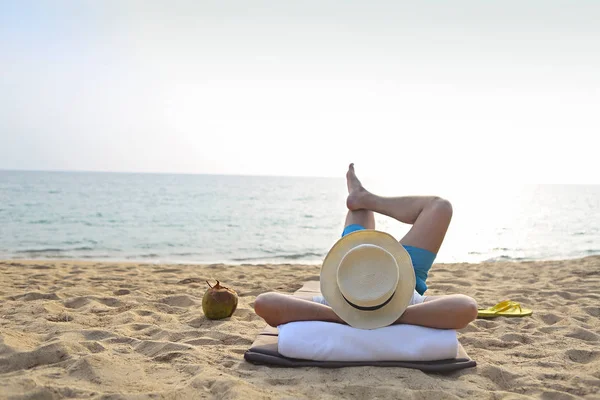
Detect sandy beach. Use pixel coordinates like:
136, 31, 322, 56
1, 257, 599, 399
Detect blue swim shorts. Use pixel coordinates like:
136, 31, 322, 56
341, 224, 436, 295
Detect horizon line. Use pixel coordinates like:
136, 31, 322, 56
1, 168, 597, 185
0, 167, 341, 180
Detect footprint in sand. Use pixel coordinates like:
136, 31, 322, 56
452, 279, 472, 287
128, 323, 154, 332
154, 268, 182, 273
8, 292, 60, 301
582, 306, 600, 317
539, 312, 562, 325
82, 330, 115, 341
64, 297, 91, 309
565, 327, 599, 342
538, 326, 567, 334
134, 309, 155, 317
473, 319, 498, 329
80, 341, 106, 353
153, 351, 187, 362
31, 264, 53, 270
499, 333, 534, 344
159, 295, 197, 307
184, 337, 221, 346
0, 343, 68, 373
565, 349, 600, 364
479, 365, 521, 390
94, 297, 124, 307
134, 341, 192, 357
177, 277, 204, 284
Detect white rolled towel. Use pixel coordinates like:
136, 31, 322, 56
278, 321, 458, 362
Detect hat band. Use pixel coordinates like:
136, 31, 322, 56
341, 291, 396, 311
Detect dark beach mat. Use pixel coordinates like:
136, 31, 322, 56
244, 281, 477, 372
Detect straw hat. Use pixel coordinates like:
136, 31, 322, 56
320, 229, 416, 330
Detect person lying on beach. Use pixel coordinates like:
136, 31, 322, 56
254, 163, 478, 330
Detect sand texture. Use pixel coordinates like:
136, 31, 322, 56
1, 257, 599, 399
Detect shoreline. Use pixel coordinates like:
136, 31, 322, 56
1, 257, 599, 399
2, 252, 599, 267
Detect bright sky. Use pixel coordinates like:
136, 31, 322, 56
1, 1, 598, 183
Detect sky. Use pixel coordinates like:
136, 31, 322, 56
1, 1, 599, 183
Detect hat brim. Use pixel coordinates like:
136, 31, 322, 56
320, 230, 416, 330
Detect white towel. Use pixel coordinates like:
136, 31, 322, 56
278, 321, 458, 362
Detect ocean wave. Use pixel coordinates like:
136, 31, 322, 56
64, 239, 100, 246
14, 246, 97, 255
12, 253, 73, 259
231, 252, 324, 262
29, 219, 52, 224
279, 252, 324, 260
16, 248, 65, 254
126, 253, 161, 259
483, 255, 528, 262
73, 246, 95, 251
230, 255, 275, 262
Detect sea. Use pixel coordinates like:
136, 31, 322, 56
1, 170, 598, 265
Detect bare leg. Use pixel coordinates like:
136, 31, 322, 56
343, 163, 375, 230
345, 164, 452, 254
252, 165, 474, 330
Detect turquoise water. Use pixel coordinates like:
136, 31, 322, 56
1, 171, 598, 264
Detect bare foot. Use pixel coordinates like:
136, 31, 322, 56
346, 163, 370, 210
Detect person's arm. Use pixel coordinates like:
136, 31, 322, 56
254, 292, 477, 329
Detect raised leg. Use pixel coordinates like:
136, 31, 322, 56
252, 165, 473, 330
344, 164, 375, 230
345, 164, 452, 254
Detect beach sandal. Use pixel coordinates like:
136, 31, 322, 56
477, 300, 533, 318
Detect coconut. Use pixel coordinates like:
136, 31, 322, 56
202, 280, 238, 320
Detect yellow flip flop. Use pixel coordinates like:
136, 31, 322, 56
477, 300, 533, 318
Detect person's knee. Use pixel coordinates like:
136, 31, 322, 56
253, 293, 271, 317
457, 294, 478, 328
254, 292, 280, 321
431, 197, 453, 219
255, 292, 287, 327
